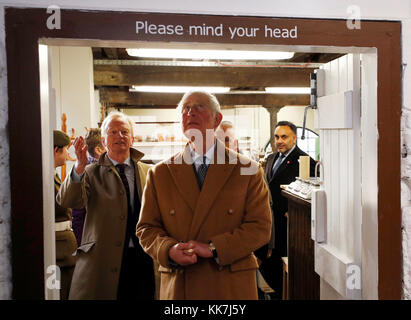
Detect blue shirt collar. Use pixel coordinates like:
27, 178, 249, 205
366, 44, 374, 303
107, 155, 132, 167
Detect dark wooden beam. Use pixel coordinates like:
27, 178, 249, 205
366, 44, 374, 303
94, 64, 315, 87
289, 52, 343, 63
102, 48, 119, 59
99, 87, 310, 106
92, 47, 103, 59
112, 104, 274, 110
119, 104, 177, 109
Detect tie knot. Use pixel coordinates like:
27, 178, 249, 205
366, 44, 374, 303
202, 156, 207, 165
116, 163, 126, 174
280, 153, 285, 159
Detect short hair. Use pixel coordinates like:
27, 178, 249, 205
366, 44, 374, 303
275, 121, 297, 135
101, 111, 134, 138
53, 130, 70, 149
85, 128, 104, 158
176, 90, 222, 116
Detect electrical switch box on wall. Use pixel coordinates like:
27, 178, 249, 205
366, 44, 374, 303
311, 189, 326, 243
315, 90, 353, 129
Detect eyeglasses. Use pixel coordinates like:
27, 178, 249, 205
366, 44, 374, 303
107, 129, 130, 136
181, 104, 206, 114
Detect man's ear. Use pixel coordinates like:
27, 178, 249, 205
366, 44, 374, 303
101, 136, 107, 147
214, 112, 223, 128
54, 146, 59, 155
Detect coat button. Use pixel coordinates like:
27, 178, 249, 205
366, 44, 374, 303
119, 215, 125, 220
119, 190, 124, 195
227, 209, 234, 215
170, 209, 175, 216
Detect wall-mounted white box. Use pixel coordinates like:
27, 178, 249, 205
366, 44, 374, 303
315, 90, 353, 129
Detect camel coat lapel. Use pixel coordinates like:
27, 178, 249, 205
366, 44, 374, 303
189, 146, 235, 240
166, 142, 236, 240
166, 146, 200, 213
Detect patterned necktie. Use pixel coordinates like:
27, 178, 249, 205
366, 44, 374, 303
271, 153, 285, 178
197, 156, 208, 189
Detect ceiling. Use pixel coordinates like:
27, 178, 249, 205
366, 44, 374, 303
92, 48, 343, 109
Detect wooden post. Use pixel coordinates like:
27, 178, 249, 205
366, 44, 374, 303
61, 113, 67, 181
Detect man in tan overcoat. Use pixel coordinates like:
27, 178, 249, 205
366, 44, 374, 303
136, 91, 272, 300
57, 111, 155, 299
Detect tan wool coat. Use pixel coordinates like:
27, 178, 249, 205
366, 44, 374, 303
136, 142, 272, 300
57, 148, 151, 299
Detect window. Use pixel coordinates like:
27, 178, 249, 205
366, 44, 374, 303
296, 127, 319, 160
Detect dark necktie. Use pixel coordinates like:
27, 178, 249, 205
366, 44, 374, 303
197, 156, 208, 189
116, 164, 130, 208
271, 153, 285, 178
116, 163, 140, 248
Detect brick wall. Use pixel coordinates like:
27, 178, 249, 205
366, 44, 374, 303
0, 6, 12, 300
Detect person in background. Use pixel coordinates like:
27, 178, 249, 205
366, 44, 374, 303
57, 112, 155, 300
53, 130, 77, 300
258, 121, 316, 299
215, 120, 239, 153
136, 91, 272, 300
71, 128, 106, 246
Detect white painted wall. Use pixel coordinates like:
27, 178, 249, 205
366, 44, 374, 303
39, 45, 59, 300
51, 46, 97, 136
361, 52, 378, 300
278, 106, 314, 130
50, 46, 97, 176
0, 0, 410, 300
0, 0, 410, 19
315, 54, 362, 300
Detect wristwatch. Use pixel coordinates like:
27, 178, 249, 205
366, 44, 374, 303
208, 241, 218, 259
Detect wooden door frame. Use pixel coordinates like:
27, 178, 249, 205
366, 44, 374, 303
5, 7, 402, 299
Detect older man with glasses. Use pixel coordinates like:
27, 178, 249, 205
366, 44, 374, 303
137, 91, 272, 300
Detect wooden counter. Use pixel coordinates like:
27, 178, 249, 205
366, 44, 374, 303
282, 189, 320, 300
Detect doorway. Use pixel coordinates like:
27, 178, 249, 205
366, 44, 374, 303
5, 8, 401, 299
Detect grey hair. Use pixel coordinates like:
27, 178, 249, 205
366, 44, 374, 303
176, 90, 222, 116
101, 111, 134, 138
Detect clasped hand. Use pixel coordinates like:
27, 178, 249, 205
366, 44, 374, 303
168, 240, 213, 266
